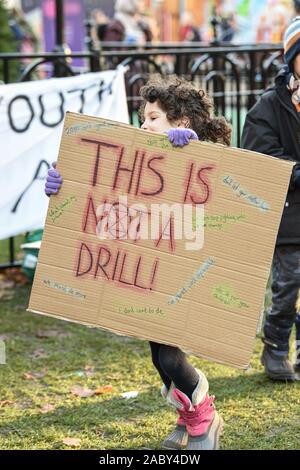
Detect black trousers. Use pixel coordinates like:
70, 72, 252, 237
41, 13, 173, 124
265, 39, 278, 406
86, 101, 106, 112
149, 341, 199, 399
264, 245, 300, 353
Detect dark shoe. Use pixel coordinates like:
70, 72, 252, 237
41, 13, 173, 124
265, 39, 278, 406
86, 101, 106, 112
261, 347, 295, 381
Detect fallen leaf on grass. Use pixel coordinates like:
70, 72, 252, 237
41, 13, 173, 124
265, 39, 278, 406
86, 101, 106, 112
36, 329, 70, 339
40, 404, 55, 414
71, 384, 113, 398
2, 268, 28, 285
30, 348, 49, 360
23, 371, 46, 380
94, 385, 113, 395
0, 400, 13, 407
23, 372, 36, 380
10, 273, 27, 285
71, 386, 94, 398
62, 437, 81, 447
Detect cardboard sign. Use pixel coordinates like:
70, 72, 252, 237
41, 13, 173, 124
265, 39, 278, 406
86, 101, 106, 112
28, 112, 294, 368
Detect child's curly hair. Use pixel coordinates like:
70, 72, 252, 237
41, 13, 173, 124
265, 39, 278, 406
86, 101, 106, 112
139, 75, 232, 146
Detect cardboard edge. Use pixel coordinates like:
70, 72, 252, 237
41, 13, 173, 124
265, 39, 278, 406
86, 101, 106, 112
27, 308, 249, 370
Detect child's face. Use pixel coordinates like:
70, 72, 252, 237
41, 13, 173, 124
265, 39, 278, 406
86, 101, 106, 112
141, 101, 179, 133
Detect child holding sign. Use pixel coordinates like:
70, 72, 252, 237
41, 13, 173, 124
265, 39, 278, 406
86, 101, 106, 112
45, 75, 231, 450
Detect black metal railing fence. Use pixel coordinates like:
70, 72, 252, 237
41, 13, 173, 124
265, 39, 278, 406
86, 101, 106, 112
0, 43, 284, 267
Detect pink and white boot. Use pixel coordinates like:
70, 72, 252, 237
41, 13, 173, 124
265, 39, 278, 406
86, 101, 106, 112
161, 383, 188, 450
166, 370, 223, 450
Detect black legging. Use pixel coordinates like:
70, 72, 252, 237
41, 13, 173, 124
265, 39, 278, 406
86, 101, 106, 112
149, 341, 199, 399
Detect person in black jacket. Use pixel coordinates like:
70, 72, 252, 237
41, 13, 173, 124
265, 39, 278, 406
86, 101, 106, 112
294, 0, 300, 15
242, 17, 300, 381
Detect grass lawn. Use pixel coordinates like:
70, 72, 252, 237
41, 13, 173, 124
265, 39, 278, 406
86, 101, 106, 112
0, 282, 299, 451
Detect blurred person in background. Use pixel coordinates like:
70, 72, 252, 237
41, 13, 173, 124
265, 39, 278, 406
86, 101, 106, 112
90, 8, 110, 45
256, 14, 272, 43
179, 11, 202, 42
255, 0, 291, 43
8, 7, 38, 53
294, 0, 300, 15
103, 0, 152, 44
101, 0, 153, 114
219, 13, 236, 43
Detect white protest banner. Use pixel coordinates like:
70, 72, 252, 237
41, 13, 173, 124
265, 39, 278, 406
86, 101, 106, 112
0, 68, 129, 240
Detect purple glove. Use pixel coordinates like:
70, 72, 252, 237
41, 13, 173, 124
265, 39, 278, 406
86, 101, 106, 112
167, 128, 199, 147
45, 162, 63, 196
